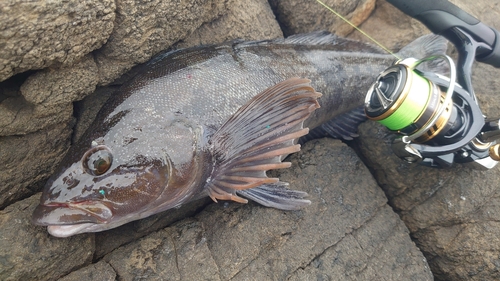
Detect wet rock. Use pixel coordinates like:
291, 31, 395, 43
0, 194, 94, 281
58, 261, 116, 281
0, 0, 115, 82
102, 139, 432, 280
269, 0, 376, 37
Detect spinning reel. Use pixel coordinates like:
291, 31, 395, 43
364, 0, 500, 169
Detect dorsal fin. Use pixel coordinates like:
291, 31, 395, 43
205, 77, 321, 205
279, 30, 339, 45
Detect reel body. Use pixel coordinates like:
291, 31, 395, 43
377, 0, 500, 169
365, 56, 500, 169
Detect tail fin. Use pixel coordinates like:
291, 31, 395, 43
397, 34, 450, 74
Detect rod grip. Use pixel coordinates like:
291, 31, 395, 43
387, 0, 500, 67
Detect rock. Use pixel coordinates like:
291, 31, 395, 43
100, 139, 432, 280
94, 197, 212, 259
1, 54, 99, 136
72, 86, 116, 144
3, 0, 500, 280
0, 0, 115, 82
0, 194, 95, 281
289, 206, 430, 280
58, 261, 116, 281
269, 0, 376, 37
0, 123, 71, 208
174, 0, 283, 49
103, 219, 220, 281
93, 0, 232, 86
347, 0, 428, 50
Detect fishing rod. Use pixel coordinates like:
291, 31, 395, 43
363, 0, 500, 169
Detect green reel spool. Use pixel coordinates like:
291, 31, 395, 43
376, 69, 431, 131
365, 56, 456, 143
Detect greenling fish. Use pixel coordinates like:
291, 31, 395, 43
32, 31, 447, 237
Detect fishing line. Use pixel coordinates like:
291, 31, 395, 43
315, 0, 401, 60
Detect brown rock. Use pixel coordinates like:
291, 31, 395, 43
175, 0, 283, 49
104, 219, 220, 281
347, 0, 428, 50
0, 53, 98, 209
58, 261, 116, 281
0, 194, 95, 281
94, 0, 232, 86
289, 206, 430, 280
94, 197, 212, 259
0, 123, 71, 208
269, 0, 376, 36
0, 54, 98, 136
0, 0, 115, 82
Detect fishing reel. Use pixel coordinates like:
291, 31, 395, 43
365, 55, 500, 169
362, 0, 500, 169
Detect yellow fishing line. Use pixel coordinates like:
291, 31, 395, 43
315, 0, 401, 60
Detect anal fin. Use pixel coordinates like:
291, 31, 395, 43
205, 77, 321, 206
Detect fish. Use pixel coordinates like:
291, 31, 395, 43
32, 31, 448, 237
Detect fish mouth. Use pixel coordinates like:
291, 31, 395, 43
32, 201, 113, 229
46, 224, 99, 238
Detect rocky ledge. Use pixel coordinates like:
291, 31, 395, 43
1, 0, 500, 280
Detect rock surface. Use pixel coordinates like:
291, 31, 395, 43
0, 0, 115, 82
174, 0, 283, 49
57, 261, 116, 281
94, 0, 231, 86
0, 194, 94, 281
0, 123, 72, 208
1, 0, 500, 280
269, 0, 376, 37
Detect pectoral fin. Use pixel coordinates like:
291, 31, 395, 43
300, 106, 367, 143
237, 182, 311, 210
206, 77, 321, 207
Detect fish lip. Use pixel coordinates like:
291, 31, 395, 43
47, 224, 98, 238
32, 200, 113, 226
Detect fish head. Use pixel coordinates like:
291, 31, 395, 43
32, 110, 207, 237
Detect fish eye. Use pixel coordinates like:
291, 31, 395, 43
82, 145, 113, 176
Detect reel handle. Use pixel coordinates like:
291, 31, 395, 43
387, 0, 500, 68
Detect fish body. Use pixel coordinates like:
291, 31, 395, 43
32, 32, 447, 237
